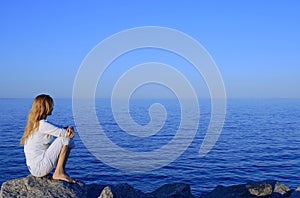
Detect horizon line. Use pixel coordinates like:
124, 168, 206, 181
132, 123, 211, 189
0, 97, 300, 100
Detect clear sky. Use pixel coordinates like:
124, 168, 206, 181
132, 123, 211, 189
0, 1, 299, 98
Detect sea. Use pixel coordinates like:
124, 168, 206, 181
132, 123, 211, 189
0, 98, 300, 197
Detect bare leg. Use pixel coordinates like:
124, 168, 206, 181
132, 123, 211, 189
52, 145, 75, 183
63, 147, 71, 171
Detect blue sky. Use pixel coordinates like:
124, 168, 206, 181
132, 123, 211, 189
0, 1, 299, 98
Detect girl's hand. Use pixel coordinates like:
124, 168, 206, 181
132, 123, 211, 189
66, 126, 75, 138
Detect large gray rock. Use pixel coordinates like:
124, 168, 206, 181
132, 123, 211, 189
0, 176, 194, 198
0, 174, 86, 198
4, 175, 297, 198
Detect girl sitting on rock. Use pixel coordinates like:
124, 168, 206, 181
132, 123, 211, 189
20, 94, 76, 183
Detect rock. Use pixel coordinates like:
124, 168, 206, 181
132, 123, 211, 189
103, 183, 149, 198
6, 175, 298, 198
99, 186, 114, 198
0, 174, 86, 198
0, 175, 194, 198
201, 184, 252, 198
289, 187, 300, 198
149, 183, 194, 198
201, 180, 294, 198
246, 180, 292, 197
246, 183, 272, 196
86, 183, 106, 198
97, 183, 194, 198
274, 182, 291, 196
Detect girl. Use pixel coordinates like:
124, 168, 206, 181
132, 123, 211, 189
20, 94, 76, 183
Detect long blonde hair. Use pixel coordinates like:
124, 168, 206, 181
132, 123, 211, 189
20, 94, 54, 145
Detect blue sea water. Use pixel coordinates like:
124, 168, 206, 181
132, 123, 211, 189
0, 98, 300, 197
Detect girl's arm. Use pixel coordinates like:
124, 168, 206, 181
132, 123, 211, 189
39, 120, 69, 138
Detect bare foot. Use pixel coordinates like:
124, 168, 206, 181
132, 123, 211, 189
53, 173, 76, 183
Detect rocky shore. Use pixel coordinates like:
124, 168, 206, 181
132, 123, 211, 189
1, 175, 300, 198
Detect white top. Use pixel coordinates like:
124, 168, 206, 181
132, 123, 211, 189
24, 120, 67, 166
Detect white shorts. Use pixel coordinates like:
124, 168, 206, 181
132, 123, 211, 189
28, 137, 75, 177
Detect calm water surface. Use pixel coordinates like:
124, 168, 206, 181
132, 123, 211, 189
0, 98, 300, 197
